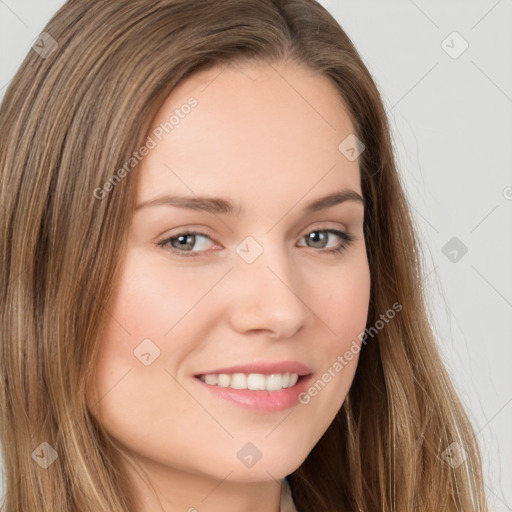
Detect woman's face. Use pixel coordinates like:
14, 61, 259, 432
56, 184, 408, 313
87, 60, 370, 497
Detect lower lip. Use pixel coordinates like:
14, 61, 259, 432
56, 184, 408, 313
193, 375, 313, 412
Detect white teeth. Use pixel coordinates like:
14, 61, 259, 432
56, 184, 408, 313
230, 373, 247, 389
204, 374, 218, 385
198, 372, 300, 391
266, 374, 283, 391
217, 374, 230, 387
247, 373, 266, 390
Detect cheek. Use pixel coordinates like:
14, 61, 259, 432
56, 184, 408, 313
85, 250, 222, 425
313, 254, 371, 350
106, 249, 221, 344
294, 256, 370, 424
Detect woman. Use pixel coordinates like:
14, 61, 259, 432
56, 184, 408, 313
0, 0, 489, 511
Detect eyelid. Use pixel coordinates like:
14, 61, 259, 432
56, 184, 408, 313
155, 229, 220, 252
155, 225, 217, 244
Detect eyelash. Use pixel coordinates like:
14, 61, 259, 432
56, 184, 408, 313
156, 227, 355, 258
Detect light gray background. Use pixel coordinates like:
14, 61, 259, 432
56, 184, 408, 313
1, 1, 511, 510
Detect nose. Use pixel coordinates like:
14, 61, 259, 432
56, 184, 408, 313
225, 243, 311, 339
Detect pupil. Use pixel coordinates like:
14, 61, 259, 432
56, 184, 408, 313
309, 231, 326, 248
173, 234, 194, 250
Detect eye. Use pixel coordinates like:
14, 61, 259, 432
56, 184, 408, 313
156, 231, 215, 256
298, 228, 355, 254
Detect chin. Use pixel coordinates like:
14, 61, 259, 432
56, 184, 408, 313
216, 447, 309, 483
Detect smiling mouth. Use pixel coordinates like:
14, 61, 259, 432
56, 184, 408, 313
193, 370, 314, 412
195, 372, 308, 391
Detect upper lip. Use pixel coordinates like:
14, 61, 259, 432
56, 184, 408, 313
195, 361, 313, 377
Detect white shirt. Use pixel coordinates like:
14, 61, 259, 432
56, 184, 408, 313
280, 478, 298, 512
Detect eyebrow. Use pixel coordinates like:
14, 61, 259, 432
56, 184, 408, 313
134, 189, 365, 215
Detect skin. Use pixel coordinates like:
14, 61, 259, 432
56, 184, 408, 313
86, 60, 371, 512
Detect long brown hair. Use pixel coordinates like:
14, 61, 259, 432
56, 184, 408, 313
0, 1, 488, 510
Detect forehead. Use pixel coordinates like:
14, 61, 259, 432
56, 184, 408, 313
137, 60, 362, 209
